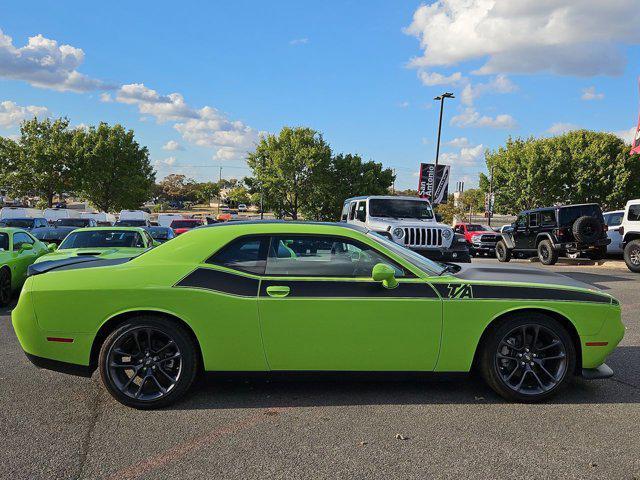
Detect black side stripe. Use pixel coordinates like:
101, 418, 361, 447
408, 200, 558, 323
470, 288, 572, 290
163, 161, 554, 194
175, 268, 259, 297
260, 280, 438, 298
433, 283, 610, 304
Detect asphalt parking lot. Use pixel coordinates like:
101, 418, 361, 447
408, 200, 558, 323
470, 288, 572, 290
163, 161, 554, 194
1, 259, 638, 480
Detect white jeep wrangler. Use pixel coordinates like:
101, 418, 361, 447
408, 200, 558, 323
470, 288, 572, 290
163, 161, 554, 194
619, 198, 640, 272
341, 195, 470, 263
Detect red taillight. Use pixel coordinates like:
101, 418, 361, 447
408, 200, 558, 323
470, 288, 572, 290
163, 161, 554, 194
585, 341, 609, 347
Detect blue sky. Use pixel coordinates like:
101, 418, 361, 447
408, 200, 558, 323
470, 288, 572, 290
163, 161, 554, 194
1, 0, 639, 190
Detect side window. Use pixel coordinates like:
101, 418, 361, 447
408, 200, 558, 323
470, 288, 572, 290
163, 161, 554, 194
356, 201, 367, 222
13, 232, 34, 250
516, 214, 526, 227
208, 236, 268, 274
628, 204, 640, 222
348, 202, 357, 221
144, 231, 154, 246
340, 203, 350, 221
265, 235, 406, 278
540, 211, 555, 226
528, 213, 538, 228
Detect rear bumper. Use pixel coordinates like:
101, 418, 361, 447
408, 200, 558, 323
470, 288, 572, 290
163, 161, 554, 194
581, 363, 614, 380
24, 352, 92, 377
555, 237, 610, 251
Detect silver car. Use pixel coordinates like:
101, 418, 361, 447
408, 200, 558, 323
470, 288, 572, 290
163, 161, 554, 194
603, 210, 624, 254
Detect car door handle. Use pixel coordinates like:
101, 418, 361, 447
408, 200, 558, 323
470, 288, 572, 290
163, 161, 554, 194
266, 286, 290, 298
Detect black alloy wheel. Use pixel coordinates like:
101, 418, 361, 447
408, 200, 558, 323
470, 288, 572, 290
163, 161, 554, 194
99, 317, 198, 409
479, 312, 576, 402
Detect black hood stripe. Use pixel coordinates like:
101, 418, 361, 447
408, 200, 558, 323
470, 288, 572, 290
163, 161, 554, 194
433, 283, 610, 304
175, 268, 259, 297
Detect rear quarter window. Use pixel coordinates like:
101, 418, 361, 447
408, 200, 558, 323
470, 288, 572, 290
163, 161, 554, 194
207, 236, 268, 274
628, 204, 640, 222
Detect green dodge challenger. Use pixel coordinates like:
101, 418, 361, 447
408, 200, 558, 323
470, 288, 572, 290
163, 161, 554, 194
12, 222, 624, 408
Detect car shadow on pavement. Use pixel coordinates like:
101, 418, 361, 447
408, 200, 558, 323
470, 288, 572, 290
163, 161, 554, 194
555, 271, 633, 290
172, 346, 640, 411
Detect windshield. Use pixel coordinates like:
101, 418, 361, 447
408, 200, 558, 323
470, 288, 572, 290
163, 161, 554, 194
0, 218, 33, 228
366, 231, 446, 275
369, 199, 434, 220
466, 224, 489, 232
170, 220, 201, 228
115, 220, 146, 227
149, 227, 170, 239
0, 233, 8, 251
55, 218, 90, 227
59, 230, 145, 249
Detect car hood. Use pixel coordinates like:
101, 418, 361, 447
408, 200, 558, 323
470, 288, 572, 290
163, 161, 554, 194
453, 263, 598, 291
34, 247, 145, 263
368, 218, 451, 230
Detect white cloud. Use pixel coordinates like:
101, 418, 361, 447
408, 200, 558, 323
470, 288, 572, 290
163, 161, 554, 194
547, 122, 580, 135
441, 144, 485, 166
404, 1, 640, 76
154, 156, 176, 167
99, 92, 113, 103
417, 71, 464, 86
581, 86, 604, 101
446, 137, 470, 148
0, 29, 108, 92
397, 101, 410, 108
451, 107, 516, 129
289, 38, 309, 45
614, 126, 637, 144
214, 147, 241, 161
162, 140, 184, 151
0, 100, 48, 128
115, 84, 197, 123
461, 74, 517, 106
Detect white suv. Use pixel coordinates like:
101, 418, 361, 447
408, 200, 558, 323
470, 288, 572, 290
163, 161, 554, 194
620, 199, 640, 272
341, 195, 470, 263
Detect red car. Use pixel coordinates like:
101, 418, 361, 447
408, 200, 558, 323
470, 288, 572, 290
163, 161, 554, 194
169, 218, 204, 235
453, 223, 500, 256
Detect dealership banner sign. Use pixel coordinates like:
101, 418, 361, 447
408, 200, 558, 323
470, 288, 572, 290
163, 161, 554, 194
418, 163, 450, 204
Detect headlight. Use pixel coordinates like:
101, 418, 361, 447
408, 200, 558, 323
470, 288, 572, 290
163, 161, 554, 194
392, 227, 404, 238
472, 236, 481, 244
442, 229, 452, 240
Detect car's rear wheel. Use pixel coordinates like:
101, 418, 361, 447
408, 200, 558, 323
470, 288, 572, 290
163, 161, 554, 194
0, 268, 11, 307
496, 240, 511, 262
98, 317, 199, 409
537, 239, 558, 265
479, 313, 576, 402
624, 240, 640, 273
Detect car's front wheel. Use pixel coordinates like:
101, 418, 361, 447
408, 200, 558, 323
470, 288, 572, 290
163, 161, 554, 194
623, 240, 640, 273
479, 312, 576, 402
98, 317, 199, 409
495, 241, 511, 262
0, 268, 11, 307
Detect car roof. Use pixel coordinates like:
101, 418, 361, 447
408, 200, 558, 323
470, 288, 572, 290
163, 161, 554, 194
343, 195, 426, 203
0, 227, 30, 234
603, 210, 624, 215
68, 226, 147, 233
198, 220, 368, 233
0, 217, 43, 221
521, 203, 600, 214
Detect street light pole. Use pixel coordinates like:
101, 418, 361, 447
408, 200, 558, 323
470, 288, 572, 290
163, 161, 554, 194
433, 92, 455, 167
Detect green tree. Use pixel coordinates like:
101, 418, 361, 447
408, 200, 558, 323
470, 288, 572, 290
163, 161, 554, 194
226, 185, 251, 206
485, 130, 640, 213
157, 174, 197, 202
192, 181, 221, 205
1, 117, 80, 206
76, 123, 155, 212
247, 127, 332, 220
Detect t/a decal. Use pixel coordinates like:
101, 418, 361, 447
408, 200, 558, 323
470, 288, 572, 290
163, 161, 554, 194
446, 283, 473, 299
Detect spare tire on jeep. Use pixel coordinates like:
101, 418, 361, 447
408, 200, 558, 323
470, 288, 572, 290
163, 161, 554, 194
572, 215, 603, 244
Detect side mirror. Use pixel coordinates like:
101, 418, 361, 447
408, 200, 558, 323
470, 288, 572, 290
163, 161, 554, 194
19, 243, 33, 253
372, 263, 398, 289
47, 243, 57, 252
435, 213, 443, 222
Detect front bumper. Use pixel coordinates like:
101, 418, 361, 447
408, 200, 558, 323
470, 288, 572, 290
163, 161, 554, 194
415, 245, 471, 263
470, 242, 497, 253
24, 352, 92, 377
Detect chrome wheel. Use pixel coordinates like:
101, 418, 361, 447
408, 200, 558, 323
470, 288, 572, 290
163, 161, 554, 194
630, 247, 640, 266
495, 324, 568, 396
106, 326, 182, 401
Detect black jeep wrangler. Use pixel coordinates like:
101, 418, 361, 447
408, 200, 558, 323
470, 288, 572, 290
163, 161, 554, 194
495, 203, 610, 265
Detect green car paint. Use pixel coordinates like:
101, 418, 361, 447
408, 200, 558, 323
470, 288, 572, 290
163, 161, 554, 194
12, 222, 624, 379
33, 227, 155, 264
0, 228, 49, 304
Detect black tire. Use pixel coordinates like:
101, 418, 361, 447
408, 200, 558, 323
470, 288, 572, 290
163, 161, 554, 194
98, 316, 199, 409
623, 239, 640, 273
478, 312, 576, 402
572, 215, 603, 244
585, 246, 606, 261
496, 240, 511, 262
0, 267, 11, 307
537, 239, 558, 265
